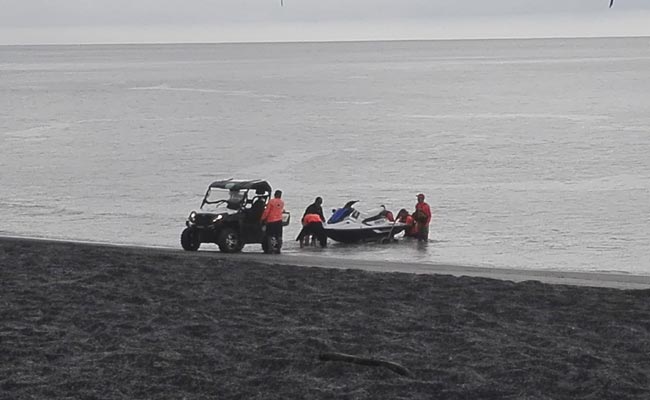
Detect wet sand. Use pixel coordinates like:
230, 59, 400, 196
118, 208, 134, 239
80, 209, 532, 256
1, 237, 650, 399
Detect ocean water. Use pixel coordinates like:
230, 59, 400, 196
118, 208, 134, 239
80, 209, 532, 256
1, 37, 649, 274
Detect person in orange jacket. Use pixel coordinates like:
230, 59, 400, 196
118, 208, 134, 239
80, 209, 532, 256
261, 190, 285, 253
296, 212, 327, 248
413, 193, 431, 242
396, 208, 418, 238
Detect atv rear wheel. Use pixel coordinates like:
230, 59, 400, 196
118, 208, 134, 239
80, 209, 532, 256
181, 227, 201, 251
218, 228, 242, 253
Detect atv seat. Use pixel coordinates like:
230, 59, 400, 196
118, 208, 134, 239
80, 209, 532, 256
227, 191, 244, 210
246, 197, 266, 223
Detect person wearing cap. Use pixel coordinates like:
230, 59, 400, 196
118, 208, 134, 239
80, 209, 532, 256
413, 193, 431, 242
261, 189, 285, 253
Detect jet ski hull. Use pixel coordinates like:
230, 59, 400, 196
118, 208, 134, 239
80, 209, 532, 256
324, 224, 406, 244
324, 201, 406, 244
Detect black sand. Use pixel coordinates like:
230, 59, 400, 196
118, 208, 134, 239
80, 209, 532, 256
1, 237, 649, 399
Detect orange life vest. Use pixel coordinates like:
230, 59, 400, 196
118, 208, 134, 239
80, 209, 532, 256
400, 215, 418, 237
261, 198, 284, 223
302, 213, 322, 224
414, 202, 432, 225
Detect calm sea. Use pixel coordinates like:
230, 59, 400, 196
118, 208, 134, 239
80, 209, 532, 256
1, 37, 649, 274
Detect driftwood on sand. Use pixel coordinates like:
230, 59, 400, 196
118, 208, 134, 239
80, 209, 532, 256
319, 352, 411, 377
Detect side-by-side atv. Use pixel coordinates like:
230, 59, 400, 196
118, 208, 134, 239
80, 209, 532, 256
180, 179, 289, 253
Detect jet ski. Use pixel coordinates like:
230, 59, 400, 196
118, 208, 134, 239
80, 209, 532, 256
324, 201, 406, 243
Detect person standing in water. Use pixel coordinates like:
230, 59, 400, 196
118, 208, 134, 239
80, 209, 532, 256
413, 193, 431, 242
299, 196, 326, 247
261, 190, 285, 253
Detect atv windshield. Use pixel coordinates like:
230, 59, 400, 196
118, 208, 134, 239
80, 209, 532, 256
201, 188, 244, 212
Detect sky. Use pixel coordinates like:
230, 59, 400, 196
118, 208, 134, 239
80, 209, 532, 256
1, 0, 649, 45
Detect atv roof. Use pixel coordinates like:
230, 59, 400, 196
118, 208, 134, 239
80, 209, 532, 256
209, 179, 272, 192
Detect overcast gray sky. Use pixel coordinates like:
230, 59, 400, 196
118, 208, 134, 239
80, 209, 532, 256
1, 0, 649, 44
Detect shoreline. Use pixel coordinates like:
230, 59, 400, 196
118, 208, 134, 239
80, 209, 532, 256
2, 235, 649, 289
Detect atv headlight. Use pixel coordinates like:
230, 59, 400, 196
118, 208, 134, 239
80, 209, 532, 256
212, 214, 223, 223
189, 211, 197, 222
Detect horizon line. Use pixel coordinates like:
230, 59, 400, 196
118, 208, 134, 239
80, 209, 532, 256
1, 33, 648, 47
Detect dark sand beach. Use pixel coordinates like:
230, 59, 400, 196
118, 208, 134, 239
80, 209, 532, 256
1, 237, 649, 399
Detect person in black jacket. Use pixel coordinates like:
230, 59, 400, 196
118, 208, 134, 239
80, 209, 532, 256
302, 197, 325, 223
300, 197, 325, 247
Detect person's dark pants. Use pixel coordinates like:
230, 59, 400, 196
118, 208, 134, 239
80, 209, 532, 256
296, 222, 327, 247
417, 224, 429, 242
266, 221, 283, 252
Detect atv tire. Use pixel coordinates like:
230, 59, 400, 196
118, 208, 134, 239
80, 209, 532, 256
218, 228, 242, 253
181, 227, 201, 251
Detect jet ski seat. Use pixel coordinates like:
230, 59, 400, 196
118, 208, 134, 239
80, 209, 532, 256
361, 206, 387, 224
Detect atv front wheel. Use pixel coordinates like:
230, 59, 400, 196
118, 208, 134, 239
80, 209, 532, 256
218, 228, 242, 253
181, 228, 201, 251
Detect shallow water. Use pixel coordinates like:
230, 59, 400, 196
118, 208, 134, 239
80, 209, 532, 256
1, 38, 649, 274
